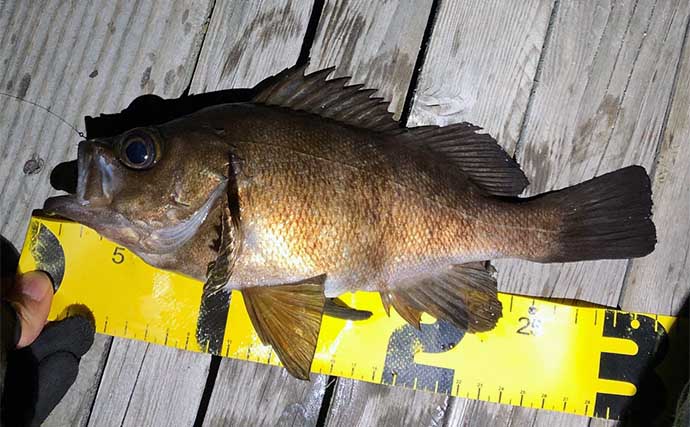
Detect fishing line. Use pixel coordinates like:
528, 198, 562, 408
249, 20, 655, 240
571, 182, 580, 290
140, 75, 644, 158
0, 91, 86, 138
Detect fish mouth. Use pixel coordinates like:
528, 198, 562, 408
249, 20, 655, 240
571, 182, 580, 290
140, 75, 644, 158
44, 141, 141, 248
43, 195, 143, 248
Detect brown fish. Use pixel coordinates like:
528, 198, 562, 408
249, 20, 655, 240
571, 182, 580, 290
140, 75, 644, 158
44, 64, 656, 379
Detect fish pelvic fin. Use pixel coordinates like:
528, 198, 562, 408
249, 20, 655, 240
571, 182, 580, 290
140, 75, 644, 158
525, 165, 656, 262
381, 262, 502, 333
242, 275, 327, 380
324, 298, 372, 321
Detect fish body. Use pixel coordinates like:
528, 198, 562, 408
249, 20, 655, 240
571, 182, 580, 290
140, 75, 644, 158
44, 65, 656, 379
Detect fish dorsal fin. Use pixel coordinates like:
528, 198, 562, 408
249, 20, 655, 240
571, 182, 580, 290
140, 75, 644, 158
381, 262, 502, 333
253, 63, 400, 132
254, 64, 527, 196
242, 275, 327, 380
391, 123, 529, 196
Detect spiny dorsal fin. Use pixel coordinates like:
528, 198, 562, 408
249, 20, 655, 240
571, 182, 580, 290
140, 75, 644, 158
253, 63, 400, 132
242, 275, 327, 380
381, 262, 502, 333
254, 64, 527, 196
391, 123, 529, 196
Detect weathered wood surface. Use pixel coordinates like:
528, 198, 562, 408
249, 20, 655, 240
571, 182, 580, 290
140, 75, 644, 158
0, 2, 213, 426
202, 364, 327, 427
403, 0, 556, 426
619, 36, 690, 316
589, 9, 690, 427
408, 0, 555, 152
307, 0, 433, 119
455, 0, 690, 426
189, 0, 315, 93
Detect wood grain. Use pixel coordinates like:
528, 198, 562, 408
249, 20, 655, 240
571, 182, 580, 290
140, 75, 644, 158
88, 342, 211, 427
189, 0, 315, 93
325, 382, 449, 427
408, 0, 554, 150
0, 2, 213, 426
308, 0, 433, 119
202, 362, 327, 426
186, 1, 322, 425
402, 0, 555, 426
497, 0, 690, 306
589, 13, 690, 427
445, 1, 690, 426
619, 24, 690, 316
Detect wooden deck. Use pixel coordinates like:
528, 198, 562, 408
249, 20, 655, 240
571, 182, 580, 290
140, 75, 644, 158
2, 1, 689, 425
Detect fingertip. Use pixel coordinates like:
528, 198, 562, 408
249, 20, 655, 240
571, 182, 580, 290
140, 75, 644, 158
14, 271, 54, 348
19, 271, 53, 302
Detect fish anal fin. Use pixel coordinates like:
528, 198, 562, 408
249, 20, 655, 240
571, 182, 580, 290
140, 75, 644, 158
381, 263, 502, 333
242, 275, 327, 380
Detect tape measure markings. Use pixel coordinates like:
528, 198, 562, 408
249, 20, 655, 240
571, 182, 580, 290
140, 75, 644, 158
18, 216, 685, 421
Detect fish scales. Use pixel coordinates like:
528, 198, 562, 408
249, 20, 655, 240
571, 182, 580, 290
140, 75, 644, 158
43, 64, 656, 379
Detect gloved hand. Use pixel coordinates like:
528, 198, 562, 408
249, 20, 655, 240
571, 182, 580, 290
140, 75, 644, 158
1, 236, 95, 427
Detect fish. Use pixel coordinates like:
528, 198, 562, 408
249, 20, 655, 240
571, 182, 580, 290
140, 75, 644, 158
43, 64, 656, 379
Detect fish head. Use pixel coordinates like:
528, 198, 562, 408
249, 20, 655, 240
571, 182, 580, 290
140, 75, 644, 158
44, 125, 230, 261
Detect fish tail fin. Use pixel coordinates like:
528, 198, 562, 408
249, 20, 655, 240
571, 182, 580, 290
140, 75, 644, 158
527, 165, 656, 262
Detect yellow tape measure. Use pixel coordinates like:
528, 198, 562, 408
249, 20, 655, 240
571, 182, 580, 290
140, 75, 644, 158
18, 216, 686, 421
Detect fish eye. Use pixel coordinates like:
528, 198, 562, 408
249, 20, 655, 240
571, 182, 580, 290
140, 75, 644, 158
119, 131, 159, 169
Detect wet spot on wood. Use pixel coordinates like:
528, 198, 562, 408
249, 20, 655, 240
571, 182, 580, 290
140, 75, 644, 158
164, 69, 176, 94
221, 5, 303, 79
89, 69, 99, 78
182, 9, 189, 24
18, 73, 31, 98
23, 155, 45, 175
6, 79, 13, 91
599, 94, 622, 128
140, 66, 152, 89
184, 22, 192, 35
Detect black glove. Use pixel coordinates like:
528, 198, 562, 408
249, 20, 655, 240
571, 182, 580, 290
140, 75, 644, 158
1, 236, 95, 427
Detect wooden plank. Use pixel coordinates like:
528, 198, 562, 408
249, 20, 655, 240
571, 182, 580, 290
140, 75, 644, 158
88, 341, 211, 426
185, 1, 322, 425
408, 0, 555, 152
0, 2, 213, 426
188, 0, 314, 93
392, 1, 555, 426
202, 363, 327, 426
618, 30, 690, 316
307, 0, 433, 119
589, 15, 690, 427
326, 382, 449, 426
443, 1, 690, 426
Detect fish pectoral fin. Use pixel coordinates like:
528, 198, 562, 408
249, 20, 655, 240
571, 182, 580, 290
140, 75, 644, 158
381, 262, 502, 333
242, 275, 327, 380
324, 298, 372, 320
